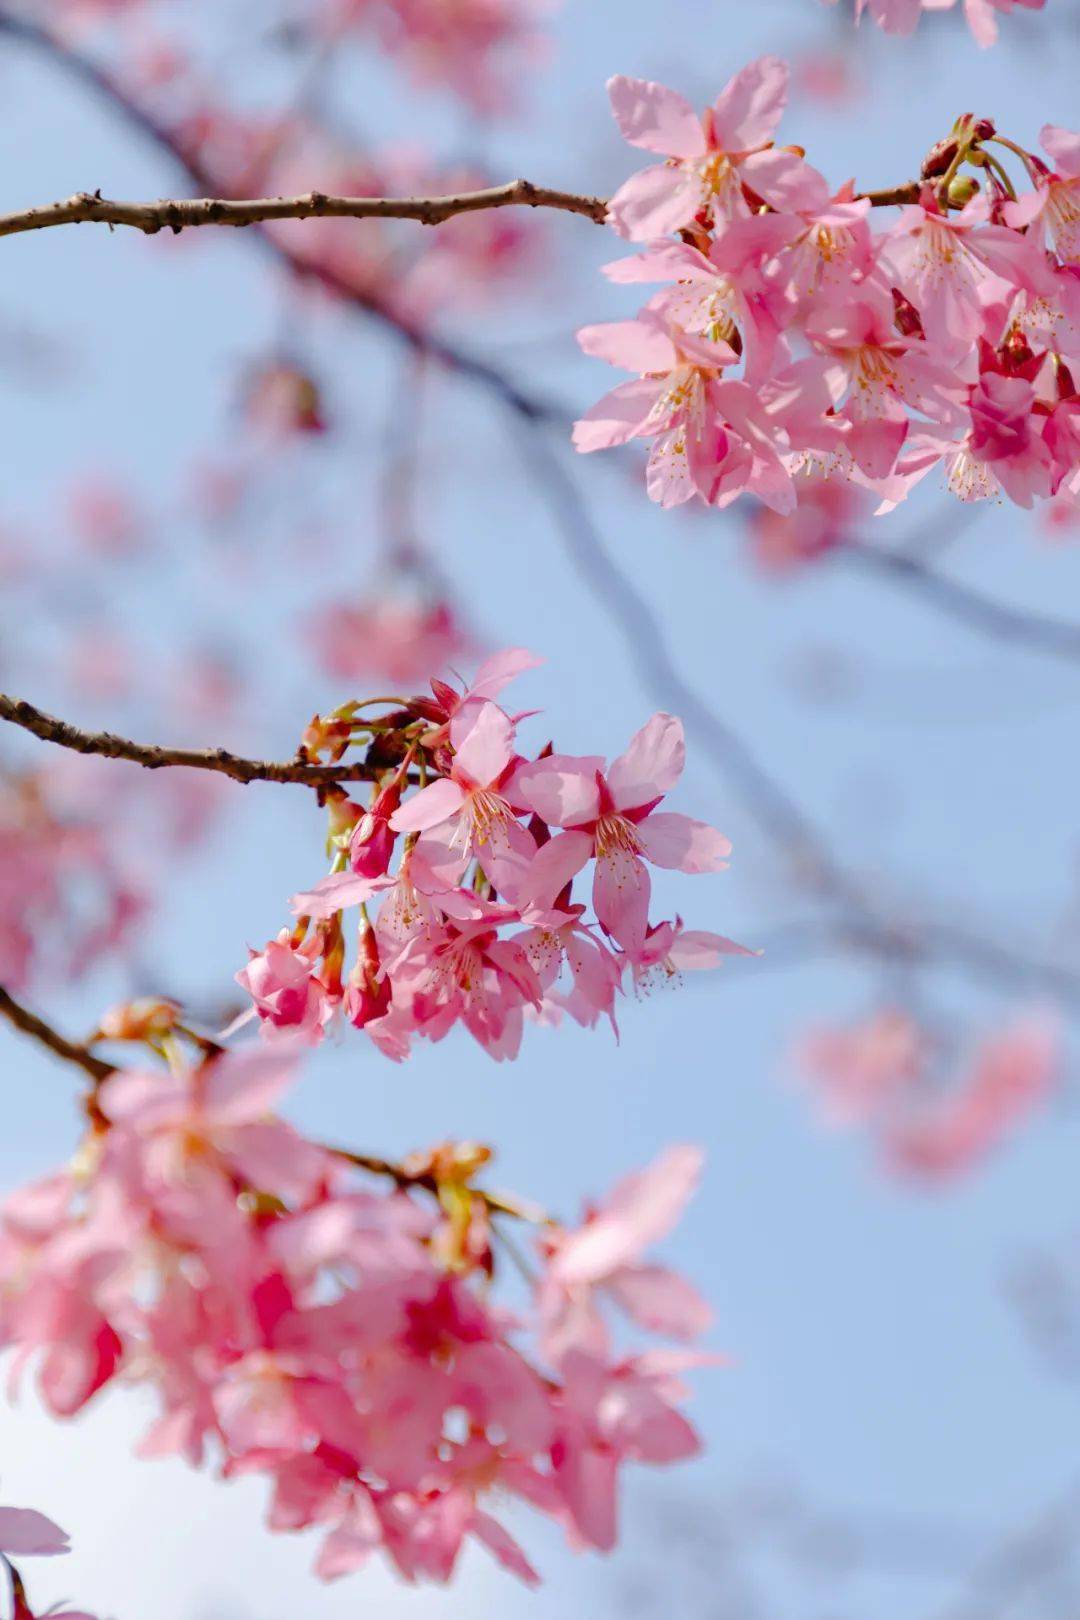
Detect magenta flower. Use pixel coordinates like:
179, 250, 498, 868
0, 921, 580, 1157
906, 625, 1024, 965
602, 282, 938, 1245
605, 59, 825, 240
235, 929, 338, 1046
516, 713, 731, 952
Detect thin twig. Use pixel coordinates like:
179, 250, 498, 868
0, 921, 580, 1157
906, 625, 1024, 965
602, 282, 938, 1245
0, 693, 385, 787
0, 180, 610, 241
0, 985, 114, 1082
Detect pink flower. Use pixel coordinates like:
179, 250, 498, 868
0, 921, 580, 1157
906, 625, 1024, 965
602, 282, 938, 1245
517, 713, 731, 952
623, 917, 758, 991
885, 1016, 1059, 1180
883, 191, 1042, 355
98, 1044, 329, 1202
606, 60, 827, 240
389, 700, 536, 897
1008, 125, 1080, 264
796, 1007, 927, 1125
235, 929, 339, 1045
572, 311, 796, 511
538, 1146, 711, 1361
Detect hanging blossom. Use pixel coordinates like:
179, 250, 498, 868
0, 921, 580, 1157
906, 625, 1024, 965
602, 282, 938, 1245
0, 1029, 714, 1588
821, 0, 1046, 49
578, 62, 1080, 520
0, 1506, 97, 1620
794, 1006, 1060, 1179
231, 649, 754, 1063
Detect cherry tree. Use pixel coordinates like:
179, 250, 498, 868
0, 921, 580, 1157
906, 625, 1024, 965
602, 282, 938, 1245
0, 0, 1077, 1614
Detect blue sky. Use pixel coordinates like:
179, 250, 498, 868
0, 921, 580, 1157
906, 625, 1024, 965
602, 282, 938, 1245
2, 2, 1080, 1615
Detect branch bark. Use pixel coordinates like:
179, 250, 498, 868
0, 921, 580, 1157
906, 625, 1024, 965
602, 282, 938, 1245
0, 180, 609, 241
0, 693, 383, 787
0, 985, 114, 1082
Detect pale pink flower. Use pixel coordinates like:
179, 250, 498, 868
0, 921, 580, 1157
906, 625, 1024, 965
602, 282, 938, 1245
573, 311, 796, 511
517, 713, 731, 952
1007, 125, 1080, 263
796, 1007, 928, 1125
389, 700, 536, 897
606, 60, 827, 240
538, 1146, 711, 1361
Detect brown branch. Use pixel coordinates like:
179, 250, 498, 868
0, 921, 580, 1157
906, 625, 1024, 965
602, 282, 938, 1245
0, 180, 610, 242
0, 985, 115, 1082
0, 985, 546, 1223
0, 175, 918, 245
0, 693, 384, 788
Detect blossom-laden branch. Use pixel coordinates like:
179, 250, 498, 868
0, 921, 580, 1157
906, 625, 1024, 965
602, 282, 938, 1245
0, 179, 610, 242
0, 996, 715, 1588
0, 693, 390, 788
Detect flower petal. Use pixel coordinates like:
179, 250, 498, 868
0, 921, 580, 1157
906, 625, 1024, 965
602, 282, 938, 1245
636, 811, 732, 872
606, 75, 705, 159
606, 713, 685, 809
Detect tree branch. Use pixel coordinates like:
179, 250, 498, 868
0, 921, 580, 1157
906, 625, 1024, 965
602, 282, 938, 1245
0, 693, 383, 787
0, 983, 546, 1223
0, 180, 610, 242
0, 985, 114, 1082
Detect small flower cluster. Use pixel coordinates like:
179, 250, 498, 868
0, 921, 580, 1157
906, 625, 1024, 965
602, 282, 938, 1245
825, 0, 1046, 49
795, 1006, 1059, 1178
0, 1505, 95, 1620
234, 649, 751, 1061
320, 0, 549, 113
577, 59, 1080, 517
0, 771, 145, 995
0, 1035, 712, 1586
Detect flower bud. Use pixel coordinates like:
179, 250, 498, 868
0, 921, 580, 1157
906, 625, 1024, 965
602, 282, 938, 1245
946, 174, 980, 209
97, 996, 180, 1043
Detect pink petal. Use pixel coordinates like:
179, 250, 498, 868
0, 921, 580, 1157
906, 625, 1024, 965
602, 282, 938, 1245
606, 163, 703, 241
668, 929, 759, 970
636, 811, 732, 872
740, 149, 830, 213
522, 828, 594, 907
471, 1511, 541, 1586
593, 848, 650, 952
556, 1145, 704, 1283
515, 755, 605, 826
389, 776, 466, 834
607, 1263, 713, 1339
203, 1045, 301, 1124
573, 378, 668, 453
577, 317, 679, 373
1041, 124, 1080, 179
469, 646, 543, 700
0, 1507, 71, 1557
607, 712, 685, 809
606, 74, 706, 159
711, 55, 788, 152
290, 870, 393, 919
450, 699, 516, 786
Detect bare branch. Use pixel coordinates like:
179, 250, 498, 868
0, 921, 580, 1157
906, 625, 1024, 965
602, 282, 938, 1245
0, 693, 383, 788
0, 180, 610, 242
0, 985, 114, 1082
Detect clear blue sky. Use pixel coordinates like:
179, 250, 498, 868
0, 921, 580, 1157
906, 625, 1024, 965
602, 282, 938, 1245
2, 3, 1080, 1615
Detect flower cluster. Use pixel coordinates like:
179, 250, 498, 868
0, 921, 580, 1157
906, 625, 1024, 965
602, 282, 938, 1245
795, 1006, 1059, 1178
825, 0, 1046, 49
233, 649, 752, 1061
576, 60, 1080, 518
0, 1039, 712, 1586
0, 1505, 95, 1620
0, 770, 145, 994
